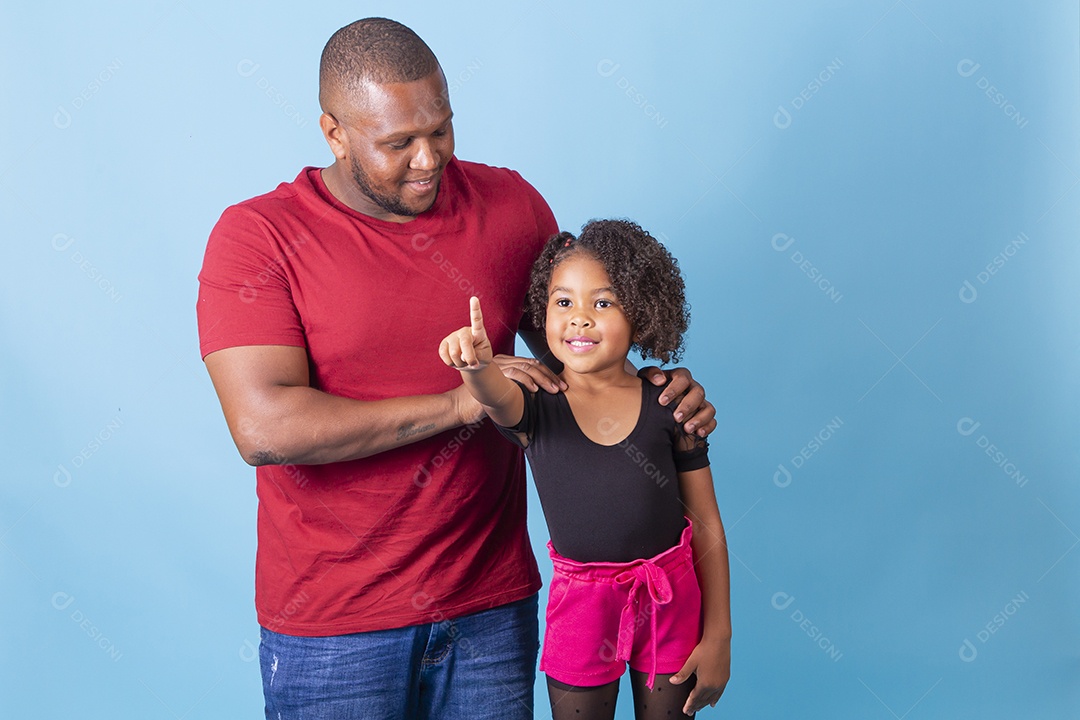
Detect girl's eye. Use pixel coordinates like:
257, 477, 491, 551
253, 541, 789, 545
596, 299, 613, 309
555, 298, 571, 307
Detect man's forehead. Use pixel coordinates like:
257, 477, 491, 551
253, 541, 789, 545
343, 74, 451, 133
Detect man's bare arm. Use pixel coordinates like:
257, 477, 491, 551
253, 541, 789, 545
517, 328, 564, 380
204, 345, 482, 466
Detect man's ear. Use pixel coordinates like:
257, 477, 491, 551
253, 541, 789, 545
320, 113, 347, 160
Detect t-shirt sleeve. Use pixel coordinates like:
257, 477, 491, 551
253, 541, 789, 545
196, 205, 307, 358
512, 169, 559, 245
493, 380, 536, 449
508, 169, 557, 337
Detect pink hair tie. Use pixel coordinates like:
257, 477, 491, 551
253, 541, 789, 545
550, 237, 573, 263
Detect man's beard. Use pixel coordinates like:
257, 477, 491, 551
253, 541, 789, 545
350, 155, 438, 219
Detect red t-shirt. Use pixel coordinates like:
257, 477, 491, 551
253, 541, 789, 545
197, 159, 555, 635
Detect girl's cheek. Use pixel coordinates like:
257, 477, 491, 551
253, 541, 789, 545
545, 316, 562, 345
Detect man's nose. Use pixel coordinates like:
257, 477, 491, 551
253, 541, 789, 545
410, 139, 440, 171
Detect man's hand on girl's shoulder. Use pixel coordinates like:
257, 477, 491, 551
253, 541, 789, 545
639, 366, 716, 437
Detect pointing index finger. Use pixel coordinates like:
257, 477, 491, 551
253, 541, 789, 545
470, 296, 486, 336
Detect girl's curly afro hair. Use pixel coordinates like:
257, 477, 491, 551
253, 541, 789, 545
525, 219, 690, 364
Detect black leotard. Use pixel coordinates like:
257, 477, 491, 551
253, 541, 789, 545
496, 380, 709, 563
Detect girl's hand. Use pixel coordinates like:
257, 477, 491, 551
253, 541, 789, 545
439, 296, 494, 371
669, 637, 730, 715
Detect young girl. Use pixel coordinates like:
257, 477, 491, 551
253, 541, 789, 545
439, 220, 730, 719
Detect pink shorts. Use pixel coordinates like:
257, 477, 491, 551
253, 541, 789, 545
539, 519, 702, 690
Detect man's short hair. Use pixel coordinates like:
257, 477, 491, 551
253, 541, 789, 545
319, 18, 441, 113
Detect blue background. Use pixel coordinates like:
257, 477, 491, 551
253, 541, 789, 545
3, 1, 1078, 717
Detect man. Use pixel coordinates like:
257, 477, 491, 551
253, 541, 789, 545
197, 17, 715, 719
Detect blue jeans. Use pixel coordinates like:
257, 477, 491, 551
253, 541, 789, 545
259, 594, 539, 720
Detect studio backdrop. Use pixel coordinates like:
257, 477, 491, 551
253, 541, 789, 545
2, 1, 1077, 717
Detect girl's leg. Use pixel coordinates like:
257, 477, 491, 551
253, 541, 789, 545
546, 675, 620, 720
629, 670, 694, 720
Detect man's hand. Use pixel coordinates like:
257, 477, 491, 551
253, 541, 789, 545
669, 637, 730, 714
439, 296, 494, 371
492, 354, 566, 395
640, 366, 716, 437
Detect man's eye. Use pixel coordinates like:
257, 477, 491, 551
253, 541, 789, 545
390, 138, 412, 150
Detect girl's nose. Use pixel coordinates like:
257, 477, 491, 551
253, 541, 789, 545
570, 314, 592, 328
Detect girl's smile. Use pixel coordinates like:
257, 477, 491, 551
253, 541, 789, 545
565, 336, 599, 352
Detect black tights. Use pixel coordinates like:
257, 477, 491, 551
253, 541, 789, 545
547, 671, 695, 720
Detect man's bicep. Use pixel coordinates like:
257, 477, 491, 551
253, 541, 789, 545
204, 344, 310, 425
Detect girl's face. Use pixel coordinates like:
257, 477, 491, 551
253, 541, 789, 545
545, 253, 633, 377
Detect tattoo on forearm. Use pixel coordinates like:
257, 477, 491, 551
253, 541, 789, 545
397, 422, 436, 441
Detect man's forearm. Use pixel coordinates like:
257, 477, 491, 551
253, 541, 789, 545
518, 327, 563, 374
234, 385, 471, 466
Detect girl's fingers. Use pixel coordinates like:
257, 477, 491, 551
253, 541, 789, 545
469, 296, 487, 342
